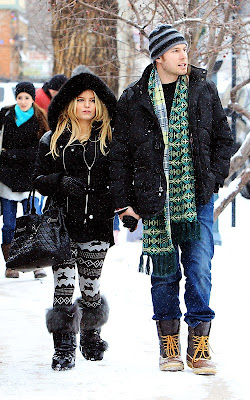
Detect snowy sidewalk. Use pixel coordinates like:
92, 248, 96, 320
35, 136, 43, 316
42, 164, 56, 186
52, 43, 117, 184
0, 193, 249, 400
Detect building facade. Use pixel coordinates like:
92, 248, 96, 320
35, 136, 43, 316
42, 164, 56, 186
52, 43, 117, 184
0, 0, 27, 80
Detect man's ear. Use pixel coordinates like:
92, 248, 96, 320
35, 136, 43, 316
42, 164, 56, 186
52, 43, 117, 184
155, 56, 162, 65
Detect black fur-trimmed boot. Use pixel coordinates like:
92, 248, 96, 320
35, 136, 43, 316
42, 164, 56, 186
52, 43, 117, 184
78, 296, 109, 361
46, 302, 81, 371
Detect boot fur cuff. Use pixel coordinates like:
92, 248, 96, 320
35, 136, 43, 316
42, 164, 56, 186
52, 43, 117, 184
46, 302, 81, 334
78, 296, 109, 330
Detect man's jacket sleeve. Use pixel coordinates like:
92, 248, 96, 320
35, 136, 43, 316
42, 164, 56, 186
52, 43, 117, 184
207, 80, 234, 186
109, 91, 135, 210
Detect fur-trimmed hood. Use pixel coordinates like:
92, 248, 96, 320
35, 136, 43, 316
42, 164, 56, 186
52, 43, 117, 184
47, 72, 117, 132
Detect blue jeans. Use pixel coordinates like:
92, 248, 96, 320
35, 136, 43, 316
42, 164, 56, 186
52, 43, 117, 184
151, 196, 215, 328
1, 197, 41, 244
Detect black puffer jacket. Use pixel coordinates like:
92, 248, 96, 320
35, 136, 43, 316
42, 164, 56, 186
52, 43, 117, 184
110, 64, 234, 218
0, 105, 43, 192
33, 72, 117, 244
34, 129, 114, 244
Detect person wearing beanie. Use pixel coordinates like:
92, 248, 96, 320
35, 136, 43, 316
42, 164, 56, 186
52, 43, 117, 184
35, 74, 68, 113
33, 72, 117, 371
15, 81, 36, 101
0, 82, 49, 279
110, 23, 234, 375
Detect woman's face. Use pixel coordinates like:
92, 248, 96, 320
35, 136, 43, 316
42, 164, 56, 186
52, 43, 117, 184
16, 92, 34, 112
76, 90, 96, 123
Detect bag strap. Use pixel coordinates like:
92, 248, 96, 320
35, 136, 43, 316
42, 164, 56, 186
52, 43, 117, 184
25, 189, 37, 215
0, 125, 4, 154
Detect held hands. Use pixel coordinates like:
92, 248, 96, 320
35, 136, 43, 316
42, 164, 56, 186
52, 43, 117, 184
123, 216, 138, 232
119, 206, 140, 232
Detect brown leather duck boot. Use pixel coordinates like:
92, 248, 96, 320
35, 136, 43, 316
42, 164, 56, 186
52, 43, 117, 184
34, 269, 47, 279
156, 319, 184, 371
1, 244, 19, 278
187, 321, 216, 375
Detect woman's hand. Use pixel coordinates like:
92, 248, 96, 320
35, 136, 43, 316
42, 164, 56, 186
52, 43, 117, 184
60, 176, 86, 198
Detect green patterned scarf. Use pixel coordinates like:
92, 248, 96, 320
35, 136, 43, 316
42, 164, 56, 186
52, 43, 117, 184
140, 68, 200, 277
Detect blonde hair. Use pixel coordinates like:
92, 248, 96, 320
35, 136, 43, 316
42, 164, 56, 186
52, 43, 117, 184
50, 91, 112, 158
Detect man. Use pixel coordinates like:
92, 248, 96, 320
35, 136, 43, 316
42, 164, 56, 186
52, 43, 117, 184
109, 24, 234, 375
35, 74, 68, 113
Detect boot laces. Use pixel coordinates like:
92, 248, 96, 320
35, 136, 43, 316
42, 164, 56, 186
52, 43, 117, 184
193, 335, 210, 362
162, 334, 180, 358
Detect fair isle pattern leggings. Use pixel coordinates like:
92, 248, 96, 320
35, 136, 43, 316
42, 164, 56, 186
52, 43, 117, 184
52, 241, 109, 308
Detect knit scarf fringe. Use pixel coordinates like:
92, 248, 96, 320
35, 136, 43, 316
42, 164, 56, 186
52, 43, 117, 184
139, 220, 200, 277
139, 253, 177, 276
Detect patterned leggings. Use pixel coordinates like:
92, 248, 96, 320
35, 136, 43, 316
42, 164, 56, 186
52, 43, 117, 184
52, 240, 109, 309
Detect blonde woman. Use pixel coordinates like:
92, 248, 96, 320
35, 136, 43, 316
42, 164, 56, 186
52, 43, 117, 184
33, 73, 117, 371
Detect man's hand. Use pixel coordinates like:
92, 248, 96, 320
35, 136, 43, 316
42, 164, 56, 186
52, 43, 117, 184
119, 206, 140, 232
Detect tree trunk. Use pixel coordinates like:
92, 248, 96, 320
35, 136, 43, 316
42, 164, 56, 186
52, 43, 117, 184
51, 0, 119, 95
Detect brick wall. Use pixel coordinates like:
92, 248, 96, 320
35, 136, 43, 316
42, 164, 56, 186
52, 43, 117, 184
0, 9, 19, 79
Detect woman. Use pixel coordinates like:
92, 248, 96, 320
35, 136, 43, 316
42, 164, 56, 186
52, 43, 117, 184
0, 82, 49, 279
33, 72, 117, 371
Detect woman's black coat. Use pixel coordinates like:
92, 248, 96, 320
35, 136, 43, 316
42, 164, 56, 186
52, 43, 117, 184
0, 105, 42, 192
34, 129, 114, 244
109, 64, 234, 219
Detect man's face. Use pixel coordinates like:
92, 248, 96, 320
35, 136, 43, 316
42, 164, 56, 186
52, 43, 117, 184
156, 44, 188, 81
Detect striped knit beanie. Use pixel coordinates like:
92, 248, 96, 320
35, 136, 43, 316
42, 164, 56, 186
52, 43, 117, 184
149, 24, 188, 61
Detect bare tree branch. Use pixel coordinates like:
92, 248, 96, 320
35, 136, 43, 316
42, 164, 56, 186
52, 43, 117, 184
76, 0, 148, 36
230, 78, 250, 104
229, 103, 250, 120
214, 167, 250, 221
225, 132, 250, 181
206, 0, 234, 73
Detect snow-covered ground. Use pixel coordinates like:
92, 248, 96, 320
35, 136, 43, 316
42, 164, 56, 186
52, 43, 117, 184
0, 192, 249, 400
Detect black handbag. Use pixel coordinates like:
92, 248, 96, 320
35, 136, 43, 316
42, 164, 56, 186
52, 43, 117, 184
6, 190, 71, 272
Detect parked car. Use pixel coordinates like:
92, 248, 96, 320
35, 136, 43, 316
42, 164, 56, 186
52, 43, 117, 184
0, 81, 42, 109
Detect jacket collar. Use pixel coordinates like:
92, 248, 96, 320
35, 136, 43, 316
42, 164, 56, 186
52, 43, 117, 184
188, 65, 207, 95
130, 64, 155, 115
56, 126, 101, 146
129, 63, 208, 111
133, 63, 207, 91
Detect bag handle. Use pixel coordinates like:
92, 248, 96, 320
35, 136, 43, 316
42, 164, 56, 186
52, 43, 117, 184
25, 189, 37, 215
0, 124, 4, 155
